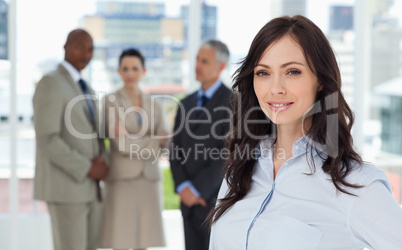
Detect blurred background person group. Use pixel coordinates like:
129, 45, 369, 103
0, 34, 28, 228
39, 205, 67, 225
33, 29, 169, 250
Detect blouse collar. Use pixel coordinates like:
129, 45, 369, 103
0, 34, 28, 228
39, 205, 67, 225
258, 135, 328, 159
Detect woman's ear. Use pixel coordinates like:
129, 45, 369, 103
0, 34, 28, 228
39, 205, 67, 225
317, 84, 323, 91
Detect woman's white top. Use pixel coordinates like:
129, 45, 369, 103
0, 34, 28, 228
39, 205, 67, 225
209, 136, 402, 250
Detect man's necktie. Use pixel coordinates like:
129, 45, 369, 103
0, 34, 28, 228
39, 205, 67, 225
200, 95, 209, 107
78, 79, 102, 202
197, 95, 209, 115
78, 79, 95, 125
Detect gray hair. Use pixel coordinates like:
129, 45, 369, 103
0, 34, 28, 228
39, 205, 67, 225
200, 39, 230, 64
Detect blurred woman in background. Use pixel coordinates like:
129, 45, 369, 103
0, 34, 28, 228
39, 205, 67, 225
99, 48, 168, 250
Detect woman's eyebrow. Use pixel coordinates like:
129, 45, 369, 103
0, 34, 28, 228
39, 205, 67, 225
255, 61, 305, 69
280, 61, 305, 68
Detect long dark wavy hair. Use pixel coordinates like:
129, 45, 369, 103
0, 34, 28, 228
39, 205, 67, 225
209, 15, 363, 224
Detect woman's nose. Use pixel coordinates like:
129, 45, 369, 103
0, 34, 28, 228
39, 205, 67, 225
271, 76, 286, 96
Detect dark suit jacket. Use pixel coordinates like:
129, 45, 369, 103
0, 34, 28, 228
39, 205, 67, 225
170, 83, 232, 219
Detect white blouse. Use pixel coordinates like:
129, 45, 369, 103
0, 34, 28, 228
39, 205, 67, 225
209, 136, 402, 250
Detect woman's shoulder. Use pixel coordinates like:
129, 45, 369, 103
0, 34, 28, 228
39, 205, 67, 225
346, 161, 391, 191
217, 178, 230, 200
140, 90, 151, 98
106, 88, 124, 98
104, 88, 124, 102
141, 91, 163, 108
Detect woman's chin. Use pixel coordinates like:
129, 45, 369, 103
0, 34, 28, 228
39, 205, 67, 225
124, 82, 138, 88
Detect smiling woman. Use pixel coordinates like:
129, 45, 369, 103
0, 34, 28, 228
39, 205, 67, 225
253, 34, 321, 128
208, 15, 402, 250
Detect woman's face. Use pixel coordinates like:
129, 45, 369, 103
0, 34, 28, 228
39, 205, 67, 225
253, 34, 321, 130
118, 56, 145, 88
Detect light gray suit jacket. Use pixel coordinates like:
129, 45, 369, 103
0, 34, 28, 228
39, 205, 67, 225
104, 88, 166, 181
33, 64, 103, 203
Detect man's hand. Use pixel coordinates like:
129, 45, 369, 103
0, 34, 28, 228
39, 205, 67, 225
87, 156, 109, 180
158, 131, 171, 148
196, 197, 207, 207
179, 186, 207, 207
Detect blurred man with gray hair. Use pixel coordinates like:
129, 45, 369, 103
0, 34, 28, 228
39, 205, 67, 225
170, 40, 232, 250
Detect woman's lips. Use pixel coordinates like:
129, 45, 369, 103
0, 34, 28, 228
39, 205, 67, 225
268, 101, 294, 112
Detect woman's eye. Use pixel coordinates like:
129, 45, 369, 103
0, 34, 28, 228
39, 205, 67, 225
287, 69, 301, 75
255, 71, 269, 76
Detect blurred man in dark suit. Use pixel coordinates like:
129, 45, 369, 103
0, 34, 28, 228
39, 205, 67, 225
170, 39, 232, 250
